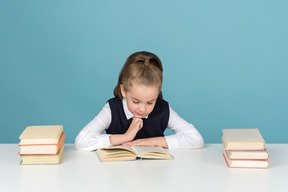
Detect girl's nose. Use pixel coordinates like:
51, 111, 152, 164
139, 104, 146, 112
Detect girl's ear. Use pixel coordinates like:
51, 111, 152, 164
120, 84, 127, 98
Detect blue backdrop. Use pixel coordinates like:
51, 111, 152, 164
1, 0, 287, 143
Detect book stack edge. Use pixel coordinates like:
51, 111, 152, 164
222, 128, 269, 169
18, 125, 65, 165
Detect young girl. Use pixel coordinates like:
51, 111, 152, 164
75, 51, 204, 151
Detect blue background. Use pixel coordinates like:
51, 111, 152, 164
1, 0, 287, 143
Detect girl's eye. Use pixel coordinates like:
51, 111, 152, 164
133, 101, 139, 104
147, 102, 153, 105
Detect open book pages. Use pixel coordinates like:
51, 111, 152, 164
96, 145, 173, 162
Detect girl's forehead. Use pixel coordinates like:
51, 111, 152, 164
125, 81, 161, 91
126, 83, 159, 100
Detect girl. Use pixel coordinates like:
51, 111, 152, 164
75, 51, 204, 150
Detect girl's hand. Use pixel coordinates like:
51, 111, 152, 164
124, 117, 143, 141
109, 117, 143, 146
123, 137, 168, 148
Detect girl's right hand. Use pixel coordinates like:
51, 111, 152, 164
125, 117, 143, 141
109, 117, 143, 146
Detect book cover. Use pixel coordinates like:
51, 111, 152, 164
20, 145, 64, 165
19, 132, 65, 155
19, 125, 63, 145
96, 145, 174, 162
223, 151, 269, 169
222, 128, 265, 150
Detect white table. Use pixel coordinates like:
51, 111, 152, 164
0, 144, 287, 192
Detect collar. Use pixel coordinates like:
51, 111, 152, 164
122, 98, 149, 120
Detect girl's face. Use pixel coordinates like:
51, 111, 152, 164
120, 83, 159, 118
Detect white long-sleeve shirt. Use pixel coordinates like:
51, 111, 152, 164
75, 98, 204, 151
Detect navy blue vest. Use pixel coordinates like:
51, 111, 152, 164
106, 98, 169, 139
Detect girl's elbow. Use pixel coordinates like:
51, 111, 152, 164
197, 139, 205, 148
75, 136, 86, 150
189, 136, 204, 149
197, 136, 205, 148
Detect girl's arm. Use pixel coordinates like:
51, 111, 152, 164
164, 106, 204, 149
109, 117, 143, 145
123, 136, 168, 148
75, 103, 144, 150
75, 103, 112, 151
125, 106, 204, 149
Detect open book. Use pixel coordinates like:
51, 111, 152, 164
96, 145, 174, 162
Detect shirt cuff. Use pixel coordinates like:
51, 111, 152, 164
99, 134, 112, 148
164, 135, 179, 149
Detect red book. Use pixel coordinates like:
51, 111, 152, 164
19, 132, 65, 155
223, 151, 269, 169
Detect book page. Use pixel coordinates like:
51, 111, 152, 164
131, 146, 168, 156
101, 145, 136, 155
98, 149, 135, 157
97, 145, 138, 161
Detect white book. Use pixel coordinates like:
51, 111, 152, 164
222, 128, 265, 150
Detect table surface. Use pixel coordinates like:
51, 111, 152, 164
0, 144, 287, 192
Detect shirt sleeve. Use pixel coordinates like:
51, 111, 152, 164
75, 103, 112, 151
164, 106, 204, 149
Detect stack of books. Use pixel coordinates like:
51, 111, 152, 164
222, 128, 269, 169
18, 125, 65, 165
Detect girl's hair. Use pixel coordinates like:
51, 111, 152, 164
114, 51, 163, 99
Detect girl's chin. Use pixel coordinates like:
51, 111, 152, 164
134, 114, 145, 118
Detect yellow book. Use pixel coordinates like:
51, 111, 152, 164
20, 145, 64, 165
222, 128, 265, 150
19, 125, 63, 145
96, 145, 174, 162
226, 149, 269, 160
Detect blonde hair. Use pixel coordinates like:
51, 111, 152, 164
114, 51, 163, 99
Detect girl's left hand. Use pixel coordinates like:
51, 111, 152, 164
124, 138, 155, 147
123, 137, 168, 148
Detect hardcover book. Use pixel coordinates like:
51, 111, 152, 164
19, 132, 65, 155
222, 128, 265, 150
20, 145, 64, 165
223, 151, 269, 168
226, 149, 269, 160
19, 125, 63, 145
96, 145, 174, 162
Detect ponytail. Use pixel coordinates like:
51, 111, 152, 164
114, 51, 163, 99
